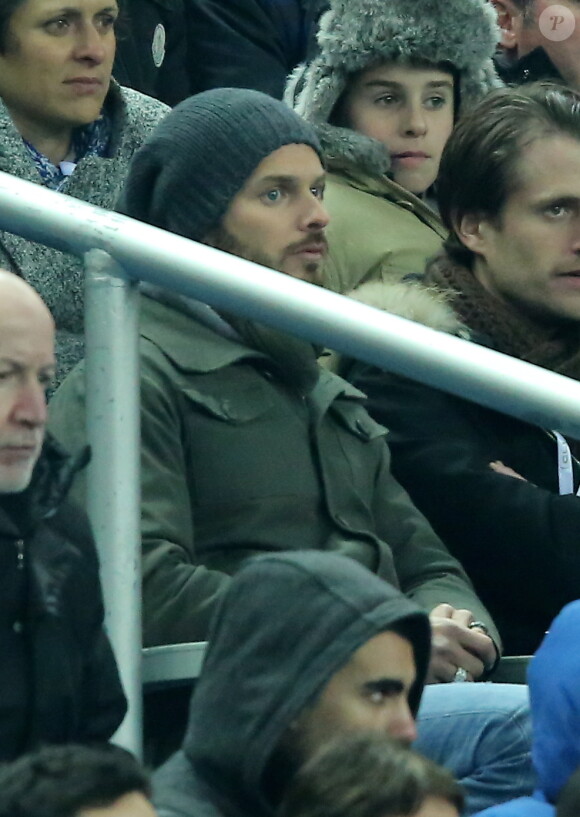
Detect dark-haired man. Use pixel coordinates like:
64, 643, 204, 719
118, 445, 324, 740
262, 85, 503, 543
153, 551, 527, 817
0, 743, 155, 816
349, 82, 580, 655
492, 0, 580, 87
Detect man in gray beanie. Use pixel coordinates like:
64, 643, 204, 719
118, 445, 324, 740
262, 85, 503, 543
49, 87, 531, 811
117, 87, 325, 256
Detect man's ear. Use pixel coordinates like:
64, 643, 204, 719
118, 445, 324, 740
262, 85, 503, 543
491, 0, 520, 51
455, 213, 489, 257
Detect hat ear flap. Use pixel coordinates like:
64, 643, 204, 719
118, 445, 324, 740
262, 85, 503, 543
293, 58, 349, 124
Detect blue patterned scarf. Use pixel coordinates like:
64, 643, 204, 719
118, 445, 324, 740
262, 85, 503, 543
24, 113, 112, 191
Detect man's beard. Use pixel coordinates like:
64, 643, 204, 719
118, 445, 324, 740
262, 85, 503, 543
204, 224, 323, 393
205, 224, 325, 286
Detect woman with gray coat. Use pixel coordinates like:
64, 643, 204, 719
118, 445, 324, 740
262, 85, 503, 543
0, 0, 169, 385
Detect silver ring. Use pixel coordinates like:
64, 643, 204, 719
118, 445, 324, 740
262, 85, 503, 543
468, 620, 490, 636
453, 667, 468, 682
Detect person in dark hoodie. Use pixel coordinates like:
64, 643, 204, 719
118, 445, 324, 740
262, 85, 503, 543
473, 600, 580, 817
153, 551, 531, 817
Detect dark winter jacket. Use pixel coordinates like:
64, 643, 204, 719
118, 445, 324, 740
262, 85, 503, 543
48, 292, 498, 649
114, 0, 191, 105
184, 0, 326, 99
345, 281, 580, 655
474, 600, 580, 817
153, 550, 431, 817
0, 437, 126, 761
493, 47, 564, 87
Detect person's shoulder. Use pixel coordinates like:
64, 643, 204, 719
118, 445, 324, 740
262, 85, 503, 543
119, 85, 170, 129
154, 750, 223, 817
474, 797, 553, 817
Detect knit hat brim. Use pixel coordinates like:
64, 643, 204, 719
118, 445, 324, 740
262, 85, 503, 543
118, 88, 323, 243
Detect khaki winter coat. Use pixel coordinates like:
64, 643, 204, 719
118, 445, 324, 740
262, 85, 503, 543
322, 160, 447, 295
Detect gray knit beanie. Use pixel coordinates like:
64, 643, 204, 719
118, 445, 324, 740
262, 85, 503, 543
117, 87, 323, 242
287, 0, 502, 124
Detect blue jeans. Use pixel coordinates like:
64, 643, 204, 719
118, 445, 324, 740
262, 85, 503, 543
415, 683, 534, 816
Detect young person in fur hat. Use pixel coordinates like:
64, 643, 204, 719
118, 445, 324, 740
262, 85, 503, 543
348, 83, 580, 656
287, 0, 502, 297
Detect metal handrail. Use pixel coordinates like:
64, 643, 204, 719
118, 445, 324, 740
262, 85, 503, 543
2, 170, 579, 753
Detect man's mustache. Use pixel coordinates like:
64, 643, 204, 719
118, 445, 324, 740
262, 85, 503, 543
285, 232, 329, 255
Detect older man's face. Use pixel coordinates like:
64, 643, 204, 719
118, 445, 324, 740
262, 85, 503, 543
0, 279, 54, 493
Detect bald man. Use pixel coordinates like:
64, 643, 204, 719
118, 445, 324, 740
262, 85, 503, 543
0, 270, 126, 761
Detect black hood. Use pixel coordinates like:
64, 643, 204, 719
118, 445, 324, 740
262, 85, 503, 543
169, 551, 430, 817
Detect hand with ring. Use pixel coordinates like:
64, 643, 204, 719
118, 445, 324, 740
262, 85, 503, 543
453, 667, 469, 682
427, 604, 498, 683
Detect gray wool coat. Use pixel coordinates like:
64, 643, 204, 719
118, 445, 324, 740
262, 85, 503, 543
0, 83, 169, 386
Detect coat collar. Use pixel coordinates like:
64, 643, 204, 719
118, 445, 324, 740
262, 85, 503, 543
0, 435, 88, 538
0, 80, 125, 177
140, 293, 269, 374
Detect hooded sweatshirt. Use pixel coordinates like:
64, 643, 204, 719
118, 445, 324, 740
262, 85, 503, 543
474, 601, 580, 817
153, 551, 430, 817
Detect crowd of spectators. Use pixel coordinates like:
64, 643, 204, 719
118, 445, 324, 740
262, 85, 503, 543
2, 0, 580, 814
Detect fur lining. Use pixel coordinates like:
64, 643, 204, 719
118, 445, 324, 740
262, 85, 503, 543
287, 0, 503, 124
315, 122, 391, 175
348, 280, 467, 336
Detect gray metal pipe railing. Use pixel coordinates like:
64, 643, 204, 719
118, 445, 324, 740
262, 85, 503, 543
84, 250, 141, 754
2, 170, 580, 751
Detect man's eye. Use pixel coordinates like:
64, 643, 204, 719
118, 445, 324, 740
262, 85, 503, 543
311, 185, 325, 200
261, 189, 283, 204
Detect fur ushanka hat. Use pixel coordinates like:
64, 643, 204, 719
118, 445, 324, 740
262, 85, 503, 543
288, 0, 502, 125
